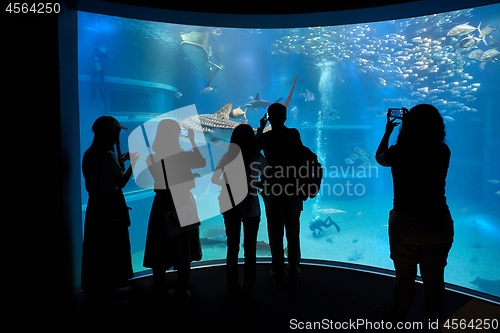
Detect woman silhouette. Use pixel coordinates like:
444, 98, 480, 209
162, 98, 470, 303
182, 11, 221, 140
81, 115, 139, 302
212, 123, 268, 300
376, 104, 454, 323
143, 119, 206, 307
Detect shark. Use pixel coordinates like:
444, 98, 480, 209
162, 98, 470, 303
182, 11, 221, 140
181, 31, 222, 88
245, 93, 283, 111
177, 103, 246, 143
177, 74, 298, 143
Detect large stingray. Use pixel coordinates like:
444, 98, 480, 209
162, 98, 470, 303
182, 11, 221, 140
181, 31, 222, 87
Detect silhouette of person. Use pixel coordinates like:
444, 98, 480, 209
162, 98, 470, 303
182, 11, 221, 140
143, 119, 205, 308
211, 124, 268, 300
376, 104, 454, 323
81, 115, 139, 302
256, 103, 305, 289
90, 46, 106, 100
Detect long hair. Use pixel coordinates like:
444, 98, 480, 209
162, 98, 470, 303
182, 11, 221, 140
83, 128, 123, 170
228, 124, 260, 172
152, 119, 182, 156
396, 104, 446, 146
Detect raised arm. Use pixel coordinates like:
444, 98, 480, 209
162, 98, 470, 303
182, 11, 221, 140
376, 117, 399, 167
187, 128, 207, 168
114, 152, 140, 188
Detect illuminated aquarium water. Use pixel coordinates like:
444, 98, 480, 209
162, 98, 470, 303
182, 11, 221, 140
77, 4, 500, 298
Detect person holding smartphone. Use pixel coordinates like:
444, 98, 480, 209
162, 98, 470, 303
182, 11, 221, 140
143, 120, 206, 308
376, 104, 454, 324
256, 103, 305, 289
81, 115, 139, 303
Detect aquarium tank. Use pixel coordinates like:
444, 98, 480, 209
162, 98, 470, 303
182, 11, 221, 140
77, 3, 500, 298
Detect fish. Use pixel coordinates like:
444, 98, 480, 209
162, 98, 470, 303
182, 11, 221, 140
443, 116, 455, 122
177, 103, 246, 143
200, 237, 226, 246
200, 86, 217, 94
344, 157, 354, 165
495, 191, 500, 196
299, 89, 315, 102
489, 37, 499, 47
255, 240, 271, 252
245, 93, 283, 111
458, 36, 482, 48
180, 31, 222, 87
470, 277, 500, 295
229, 106, 247, 120
446, 22, 480, 37
352, 146, 367, 156
376, 110, 387, 117
487, 179, 500, 184
289, 106, 298, 120
203, 227, 227, 240
316, 208, 346, 214
480, 48, 500, 62
174, 91, 182, 98
479, 24, 498, 44
468, 49, 484, 60
178, 78, 297, 142
349, 153, 359, 160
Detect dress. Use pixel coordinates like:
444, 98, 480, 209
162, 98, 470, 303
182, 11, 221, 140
143, 150, 205, 270
81, 150, 133, 297
384, 142, 454, 267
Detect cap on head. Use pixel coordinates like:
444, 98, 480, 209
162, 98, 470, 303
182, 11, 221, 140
92, 115, 128, 133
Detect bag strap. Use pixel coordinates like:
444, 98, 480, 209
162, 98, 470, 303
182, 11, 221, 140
221, 167, 236, 207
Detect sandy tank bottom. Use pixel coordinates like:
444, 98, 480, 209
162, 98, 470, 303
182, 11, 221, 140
132, 193, 500, 297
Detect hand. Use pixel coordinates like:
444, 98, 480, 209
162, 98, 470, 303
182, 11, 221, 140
129, 152, 140, 167
385, 117, 399, 134
259, 114, 268, 130
187, 128, 195, 141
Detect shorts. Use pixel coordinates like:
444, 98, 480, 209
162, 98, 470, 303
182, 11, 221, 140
388, 209, 454, 267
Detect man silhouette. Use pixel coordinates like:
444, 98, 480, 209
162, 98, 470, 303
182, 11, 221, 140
256, 103, 304, 288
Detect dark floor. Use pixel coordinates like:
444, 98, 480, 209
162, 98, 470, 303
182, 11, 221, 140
73, 260, 500, 332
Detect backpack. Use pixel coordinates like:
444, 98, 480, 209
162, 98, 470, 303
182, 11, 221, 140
296, 145, 323, 201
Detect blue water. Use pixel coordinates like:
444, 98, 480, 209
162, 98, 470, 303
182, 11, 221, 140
77, 4, 500, 297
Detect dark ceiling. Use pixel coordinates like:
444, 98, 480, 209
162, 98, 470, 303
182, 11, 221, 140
101, 0, 418, 15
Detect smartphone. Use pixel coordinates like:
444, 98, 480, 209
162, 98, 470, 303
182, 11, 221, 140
264, 112, 268, 120
180, 129, 188, 137
388, 108, 406, 119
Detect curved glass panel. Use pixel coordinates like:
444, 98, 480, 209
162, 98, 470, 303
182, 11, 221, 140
77, 4, 500, 298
